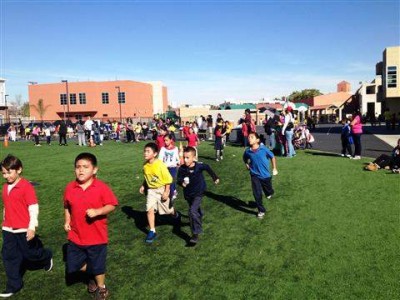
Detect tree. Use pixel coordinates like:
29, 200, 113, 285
30, 99, 51, 121
20, 102, 30, 117
289, 89, 323, 102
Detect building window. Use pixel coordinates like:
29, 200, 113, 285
102, 93, 109, 104
75, 114, 83, 120
60, 94, 67, 105
79, 93, 86, 104
366, 86, 376, 94
70, 93, 77, 105
118, 92, 126, 104
387, 66, 397, 88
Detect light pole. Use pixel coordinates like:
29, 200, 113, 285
4, 94, 9, 123
61, 80, 69, 119
115, 86, 122, 122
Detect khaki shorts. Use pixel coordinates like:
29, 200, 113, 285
146, 187, 174, 215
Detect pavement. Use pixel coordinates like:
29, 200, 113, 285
245, 124, 399, 159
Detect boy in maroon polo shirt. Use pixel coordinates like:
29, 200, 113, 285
64, 153, 118, 300
0, 155, 53, 298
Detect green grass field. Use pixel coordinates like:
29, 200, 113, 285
0, 140, 398, 299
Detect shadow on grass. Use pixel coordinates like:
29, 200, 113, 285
121, 206, 191, 243
305, 150, 341, 157
204, 191, 257, 215
198, 155, 215, 161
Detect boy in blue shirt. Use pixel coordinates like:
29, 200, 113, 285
243, 132, 278, 219
177, 146, 219, 245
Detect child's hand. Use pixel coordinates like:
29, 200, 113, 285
86, 209, 100, 218
64, 223, 71, 232
139, 185, 145, 194
26, 229, 35, 241
161, 192, 169, 202
214, 179, 220, 185
272, 169, 278, 176
245, 164, 250, 170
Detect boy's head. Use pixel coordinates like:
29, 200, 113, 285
1, 155, 23, 184
183, 146, 196, 167
144, 142, 158, 161
248, 132, 260, 147
159, 126, 167, 135
74, 153, 98, 184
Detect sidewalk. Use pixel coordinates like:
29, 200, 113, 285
363, 125, 400, 148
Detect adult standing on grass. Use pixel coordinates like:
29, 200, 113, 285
0, 155, 53, 298
350, 109, 363, 160
58, 119, 68, 146
243, 132, 278, 219
207, 115, 213, 140
282, 106, 296, 158
177, 146, 219, 245
63, 153, 118, 300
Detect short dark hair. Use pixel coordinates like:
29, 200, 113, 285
248, 132, 260, 139
1, 155, 23, 171
183, 146, 196, 156
74, 152, 97, 167
144, 142, 158, 154
164, 133, 174, 141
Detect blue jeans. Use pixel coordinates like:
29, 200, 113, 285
352, 133, 362, 156
269, 131, 276, 150
285, 130, 296, 157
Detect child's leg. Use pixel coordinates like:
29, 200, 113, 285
216, 150, 220, 160
188, 196, 203, 235
168, 167, 177, 205
2, 231, 24, 293
147, 209, 156, 231
250, 176, 266, 213
260, 177, 274, 197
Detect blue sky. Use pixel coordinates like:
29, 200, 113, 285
1, 0, 399, 105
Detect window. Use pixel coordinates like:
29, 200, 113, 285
102, 93, 109, 104
79, 93, 86, 104
70, 93, 77, 105
118, 92, 126, 104
75, 114, 83, 120
60, 94, 67, 105
387, 66, 397, 88
366, 86, 375, 94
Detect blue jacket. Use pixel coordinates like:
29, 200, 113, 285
243, 144, 274, 179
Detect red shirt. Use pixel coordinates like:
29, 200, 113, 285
2, 178, 38, 229
63, 178, 118, 246
182, 126, 190, 138
186, 133, 198, 147
156, 134, 166, 150
242, 123, 249, 137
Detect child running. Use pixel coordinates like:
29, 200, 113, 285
177, 146, 219, 245
139, 142, 180, 243
0, 155, 53, 298
158, 134, 180, 203
243, 132, 278, 219
63, 153, 118, 300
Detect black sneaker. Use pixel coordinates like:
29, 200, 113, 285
189, 234, 199, 244
87, 279, 97, 294
44, 258, 53, 271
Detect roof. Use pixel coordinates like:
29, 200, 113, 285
220, 103, 257, 110
310, 104, 338, 110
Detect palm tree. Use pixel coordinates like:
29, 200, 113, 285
30, 99, 51, 121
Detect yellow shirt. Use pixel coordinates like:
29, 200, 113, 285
143, 159, 172, 189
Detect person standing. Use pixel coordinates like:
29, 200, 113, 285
58, 120, 68, 146
206, 115, 213, 140
350, 110, 363, 160
0, 155, 53, 298
282, 106, 296, 158
76, 120, 86, 146
340, 118, 353, 157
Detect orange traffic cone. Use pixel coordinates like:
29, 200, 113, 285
4, 134, 9, 148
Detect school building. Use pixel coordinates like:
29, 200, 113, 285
28, 80, 168, 121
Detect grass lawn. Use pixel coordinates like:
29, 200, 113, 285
0, 140, 398, 299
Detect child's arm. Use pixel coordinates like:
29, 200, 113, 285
139, 180, 147, 194
64, 208, 71, 232
271, 156, 278, 175
161, 185, 170, 201
202, 164, 219, 184
86, 205, 116, 218
27, 204, 39, 241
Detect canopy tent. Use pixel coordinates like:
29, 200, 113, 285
294, 103, 309, 112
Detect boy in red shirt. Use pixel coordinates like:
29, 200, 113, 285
0, 155, 53, 298
64, 153, 118, 300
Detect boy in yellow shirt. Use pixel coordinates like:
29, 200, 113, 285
139, 142, 180, 243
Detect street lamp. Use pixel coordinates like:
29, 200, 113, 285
4, 94, 9, 123
115, 86, 122, 122
61, 80, 69, 119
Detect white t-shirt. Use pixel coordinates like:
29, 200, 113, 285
158, 146, 180, 168
84, 119, 94, 131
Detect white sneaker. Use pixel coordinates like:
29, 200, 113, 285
220, 156, 223, 160
257, 212, 265, 219
0, 291, 14, 298
351, 156, 361, 160
341, 154, 345, 157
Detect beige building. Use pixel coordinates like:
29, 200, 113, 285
356, 76, 382, 118
376, 46, 400, 113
